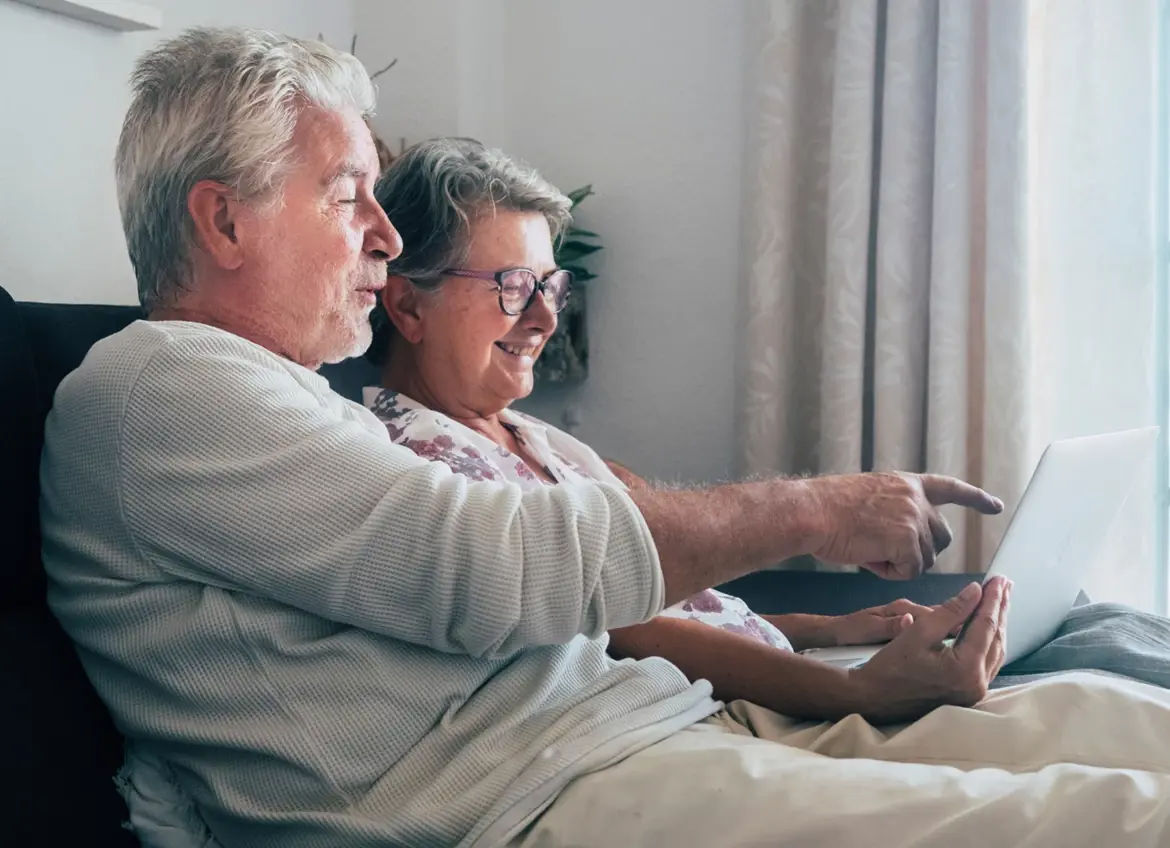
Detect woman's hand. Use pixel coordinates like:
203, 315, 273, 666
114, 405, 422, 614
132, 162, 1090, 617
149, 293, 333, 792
766, 600, 935, 652
844, 576, 1012, 724
829, 599, 937, 647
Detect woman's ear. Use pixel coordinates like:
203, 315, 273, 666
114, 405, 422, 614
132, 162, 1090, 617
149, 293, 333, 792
381, 276, 426, 344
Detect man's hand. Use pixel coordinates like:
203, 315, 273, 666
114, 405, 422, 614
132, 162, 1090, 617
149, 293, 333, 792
843, 576, 1012, 724
806, 472, 1004, 579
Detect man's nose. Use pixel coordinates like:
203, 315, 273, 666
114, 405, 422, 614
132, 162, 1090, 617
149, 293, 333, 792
366, 204, 403, 261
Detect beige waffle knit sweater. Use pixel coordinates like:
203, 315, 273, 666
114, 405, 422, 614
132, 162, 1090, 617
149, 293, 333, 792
40, 320, 716, 847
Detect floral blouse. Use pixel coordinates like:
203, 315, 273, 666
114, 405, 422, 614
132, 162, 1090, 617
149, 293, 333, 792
364, 388, 794, 652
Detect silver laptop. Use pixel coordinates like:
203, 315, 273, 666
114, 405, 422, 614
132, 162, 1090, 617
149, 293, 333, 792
801, 427, 1158, 670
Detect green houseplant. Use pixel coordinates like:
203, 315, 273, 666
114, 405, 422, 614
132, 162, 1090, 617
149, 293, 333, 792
534, 185, 602, 384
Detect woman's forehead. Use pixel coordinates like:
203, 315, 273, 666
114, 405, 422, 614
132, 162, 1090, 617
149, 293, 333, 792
464, 211, 555, 266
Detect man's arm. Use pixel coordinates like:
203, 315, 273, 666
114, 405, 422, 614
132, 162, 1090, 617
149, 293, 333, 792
110, 335, 662, 658
604, 460, 822, 605
108, 335, 999, 658
607, 461, 1003, 605
627, 479, 826, 606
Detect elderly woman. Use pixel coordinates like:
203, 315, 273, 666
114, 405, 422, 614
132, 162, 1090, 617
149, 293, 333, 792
366, 137, 1170, 718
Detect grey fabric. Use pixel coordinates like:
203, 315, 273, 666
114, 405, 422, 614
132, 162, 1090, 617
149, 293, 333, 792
995, 603, 1170, 690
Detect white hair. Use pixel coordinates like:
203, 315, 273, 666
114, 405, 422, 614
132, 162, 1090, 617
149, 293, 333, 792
115, 27, 376, 310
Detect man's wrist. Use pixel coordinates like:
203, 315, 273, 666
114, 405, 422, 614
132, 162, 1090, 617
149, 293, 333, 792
754, 476, 830, 561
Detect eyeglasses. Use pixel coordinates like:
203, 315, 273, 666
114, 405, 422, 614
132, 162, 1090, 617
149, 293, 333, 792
443, 267, 573, 316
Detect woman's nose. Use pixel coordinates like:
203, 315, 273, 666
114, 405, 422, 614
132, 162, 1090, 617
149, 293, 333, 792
523, 287, 558, 332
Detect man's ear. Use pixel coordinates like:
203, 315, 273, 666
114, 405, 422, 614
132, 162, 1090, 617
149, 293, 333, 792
188, 180, 245, 271
382, 276, 426, 344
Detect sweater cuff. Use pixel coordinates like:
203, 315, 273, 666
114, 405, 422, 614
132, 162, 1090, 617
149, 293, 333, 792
594, 482, 665, 626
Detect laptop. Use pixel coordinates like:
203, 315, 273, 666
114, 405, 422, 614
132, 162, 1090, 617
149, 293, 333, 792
800, 427, 1158, 670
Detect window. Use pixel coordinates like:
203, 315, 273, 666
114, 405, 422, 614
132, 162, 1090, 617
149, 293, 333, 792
1157, 0, 1170, 616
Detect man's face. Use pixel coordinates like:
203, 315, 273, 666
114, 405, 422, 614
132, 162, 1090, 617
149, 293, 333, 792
240, 105, 401, 367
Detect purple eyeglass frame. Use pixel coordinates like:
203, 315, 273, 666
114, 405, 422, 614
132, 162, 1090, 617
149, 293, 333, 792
443, 267, 573, 316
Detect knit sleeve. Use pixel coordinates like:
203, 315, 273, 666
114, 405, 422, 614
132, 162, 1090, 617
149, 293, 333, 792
117, 333, 664, 657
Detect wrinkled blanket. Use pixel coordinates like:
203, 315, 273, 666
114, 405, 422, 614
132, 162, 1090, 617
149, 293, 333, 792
996, 602, 1170, 688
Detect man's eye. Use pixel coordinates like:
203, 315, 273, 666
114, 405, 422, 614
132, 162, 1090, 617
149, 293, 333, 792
339, 198, 358, 205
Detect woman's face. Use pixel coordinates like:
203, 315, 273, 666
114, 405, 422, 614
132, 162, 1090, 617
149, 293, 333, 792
391, 210, 559, 415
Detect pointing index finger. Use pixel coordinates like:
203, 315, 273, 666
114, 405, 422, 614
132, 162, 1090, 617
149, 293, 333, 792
920, 474, 1004, 515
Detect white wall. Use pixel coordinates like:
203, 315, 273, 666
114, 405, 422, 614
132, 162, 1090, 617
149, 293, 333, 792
360, 0, 746, 482
2, 0, 745, 483
0, 0, 355, 306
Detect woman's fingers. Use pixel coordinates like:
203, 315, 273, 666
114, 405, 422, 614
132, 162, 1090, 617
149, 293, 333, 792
987, 580, 1012, 677
904, 583, 983, 647
954, 576, 1010, 663
882, 598, 935, 619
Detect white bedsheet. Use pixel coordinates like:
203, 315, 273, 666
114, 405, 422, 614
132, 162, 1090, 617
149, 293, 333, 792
513, 672, 1170, 847
119, 671, 1170, 847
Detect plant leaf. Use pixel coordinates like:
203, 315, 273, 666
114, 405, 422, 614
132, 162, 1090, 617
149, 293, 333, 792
567, 227, 600, 239
561, 264, 598, 281
567, 185, 594, 206
556, 241, 603, 262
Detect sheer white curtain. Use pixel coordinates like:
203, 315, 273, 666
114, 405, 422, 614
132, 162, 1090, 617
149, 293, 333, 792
737, 0, 1158, 607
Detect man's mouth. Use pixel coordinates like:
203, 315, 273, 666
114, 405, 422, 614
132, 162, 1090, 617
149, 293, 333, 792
494, 342, 540, 358
355, 284, 384, 305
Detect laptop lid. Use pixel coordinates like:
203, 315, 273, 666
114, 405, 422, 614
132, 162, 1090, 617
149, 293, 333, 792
800, 426, 1157, 671
986, 426, 1157, 664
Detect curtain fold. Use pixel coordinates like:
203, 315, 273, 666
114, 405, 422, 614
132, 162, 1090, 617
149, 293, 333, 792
738, 0, 1158, 603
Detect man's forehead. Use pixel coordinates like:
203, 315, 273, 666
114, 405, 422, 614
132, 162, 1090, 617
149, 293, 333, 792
292, 106, 379, 180
322, 162, 371, 186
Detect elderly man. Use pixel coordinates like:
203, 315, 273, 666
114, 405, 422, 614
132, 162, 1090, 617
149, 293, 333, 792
41, 27, 1170, 848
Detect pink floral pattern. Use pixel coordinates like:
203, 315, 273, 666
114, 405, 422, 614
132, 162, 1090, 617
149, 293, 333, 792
365, 388, 793, 652
368, 390, 503, 482
550, 449, 592, 479
667, 589, 791, 651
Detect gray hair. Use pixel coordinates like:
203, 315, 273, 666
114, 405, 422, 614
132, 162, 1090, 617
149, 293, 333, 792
368, 137, 572, 364
115, 27, 376, 310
